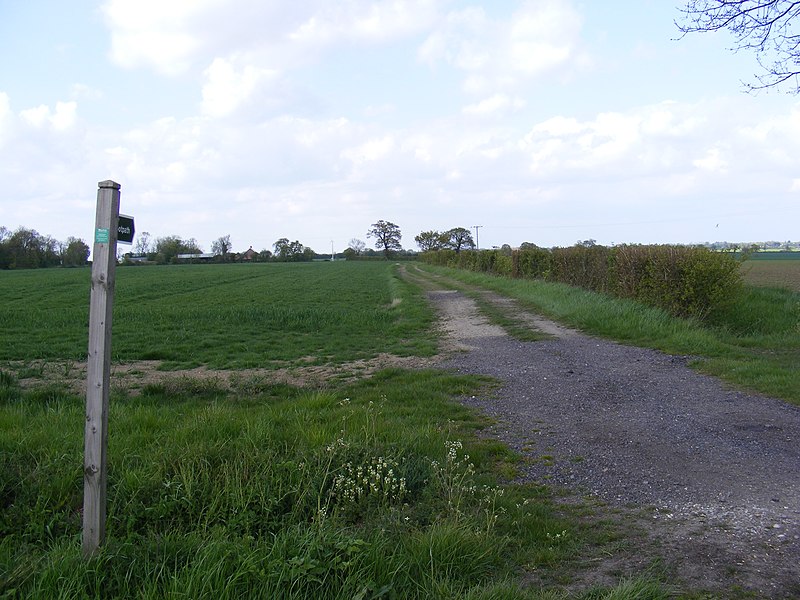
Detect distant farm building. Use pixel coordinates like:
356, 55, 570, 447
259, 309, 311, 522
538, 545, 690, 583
177, 253, 216, 262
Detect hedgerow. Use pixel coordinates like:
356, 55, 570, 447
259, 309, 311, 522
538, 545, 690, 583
419, 244, 742, 321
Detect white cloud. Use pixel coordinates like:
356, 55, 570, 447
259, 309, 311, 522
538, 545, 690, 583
289, 0, 440, 45
463, 94, 526, 116
0, 93, 15, 147
51, 102, 78, 131
517, 101, 742, 179
641, 105, 703, 137
201, 57, 280, 117
102, 0, 218, 74
521, 110, 643, 174
103, 0, 445, 76
507, 1, 580, 75
530, 115, 582, 137
738, 102, 800, 145
19, 105, 50, 128
693, 147, 728, 173
70, 84, 105, 102
342, 136, 395, 164
19, 101, 77, 131
419, 0, 586, 94
417, 7, 488, 67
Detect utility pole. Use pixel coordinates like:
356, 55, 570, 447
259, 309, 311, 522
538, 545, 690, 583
472, 225, 483, 250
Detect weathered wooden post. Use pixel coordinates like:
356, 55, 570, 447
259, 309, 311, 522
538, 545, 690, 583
82, 180, 120, 557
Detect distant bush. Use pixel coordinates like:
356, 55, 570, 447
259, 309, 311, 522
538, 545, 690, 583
420, 244, 742, 321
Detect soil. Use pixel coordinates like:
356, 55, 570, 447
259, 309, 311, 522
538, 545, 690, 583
407, 266, 800, 599
9, 353, 438, 397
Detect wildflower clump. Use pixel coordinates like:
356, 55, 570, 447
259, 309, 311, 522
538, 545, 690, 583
331, 456, 407, 517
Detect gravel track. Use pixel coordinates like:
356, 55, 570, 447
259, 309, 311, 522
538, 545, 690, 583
409, 268, 800, 598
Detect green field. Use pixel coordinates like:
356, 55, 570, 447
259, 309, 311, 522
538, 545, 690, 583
0, 262, 436, 369
4, 260, 796, 598
741, 254, 800, 292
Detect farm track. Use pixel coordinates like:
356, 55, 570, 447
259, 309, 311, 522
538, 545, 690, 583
404, 265, 800, 598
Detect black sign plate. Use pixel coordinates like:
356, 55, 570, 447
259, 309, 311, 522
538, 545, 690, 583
118, 214, 135, 245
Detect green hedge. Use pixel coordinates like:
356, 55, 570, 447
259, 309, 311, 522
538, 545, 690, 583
419, 244, 742, 321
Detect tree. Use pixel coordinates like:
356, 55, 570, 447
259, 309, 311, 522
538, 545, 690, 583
273, 238, 291, 260
677, 1, 800, 92
442, 227, 475, 253
5, 227, 44, 269
367, 220, 402, 258
273, 238, 312, 261
134, 231, 151, 256
153, 235, 202, 264
348, 238, 367, 255
414, 230, 445, 252
0, 227, 76, 269
39, 235, 61, 267
212, 234, 232, 261
62, 237, 90, 267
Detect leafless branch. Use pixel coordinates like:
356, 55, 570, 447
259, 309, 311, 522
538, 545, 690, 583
676, 0, 800, 92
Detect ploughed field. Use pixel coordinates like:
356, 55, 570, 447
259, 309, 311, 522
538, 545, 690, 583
742, 252, 800, 292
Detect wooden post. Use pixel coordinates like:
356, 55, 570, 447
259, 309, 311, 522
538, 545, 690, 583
82, 180, 120, 557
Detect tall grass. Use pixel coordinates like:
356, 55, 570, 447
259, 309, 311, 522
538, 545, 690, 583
1, 367, 662, 599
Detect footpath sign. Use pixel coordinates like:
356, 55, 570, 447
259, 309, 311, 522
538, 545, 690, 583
117, 214, 135, 245
82, 180, 121, 557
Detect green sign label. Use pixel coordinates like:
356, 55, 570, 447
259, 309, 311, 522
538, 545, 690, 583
95, 228, 110, 244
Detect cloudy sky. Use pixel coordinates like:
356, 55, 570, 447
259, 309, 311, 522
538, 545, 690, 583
1, 0, 798, 254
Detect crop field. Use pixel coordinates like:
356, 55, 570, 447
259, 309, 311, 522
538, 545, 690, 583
741, 253, 800, 292
0, 262, 437, 369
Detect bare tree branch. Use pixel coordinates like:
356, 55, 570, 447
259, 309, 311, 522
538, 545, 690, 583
676, 0, 800, 92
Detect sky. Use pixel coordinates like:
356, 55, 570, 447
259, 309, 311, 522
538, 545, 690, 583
1, 0, 799, 255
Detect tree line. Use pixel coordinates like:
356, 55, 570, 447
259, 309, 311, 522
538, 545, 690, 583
1, 220, 487, 270
0, 226, 90, 270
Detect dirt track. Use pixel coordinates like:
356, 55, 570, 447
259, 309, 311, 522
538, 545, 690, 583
407, 266, 800, 598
